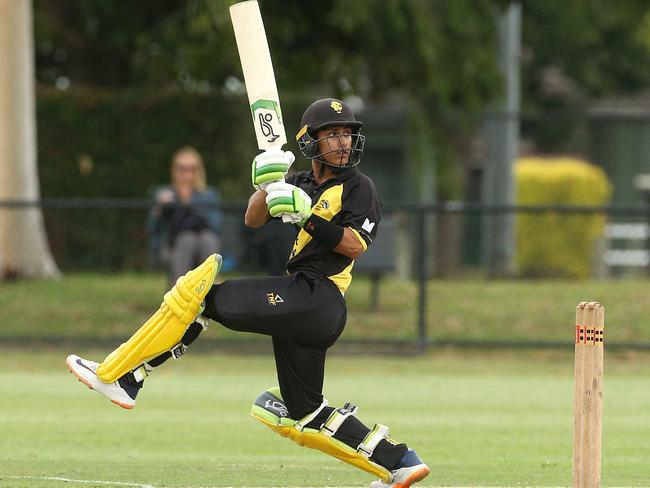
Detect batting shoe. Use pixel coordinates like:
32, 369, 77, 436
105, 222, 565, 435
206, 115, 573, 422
369, 449, 430, 488
66, 354, 140, 409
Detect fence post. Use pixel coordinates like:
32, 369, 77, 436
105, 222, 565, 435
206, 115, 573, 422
482, 3, 520, 278
417, 207, 427, 351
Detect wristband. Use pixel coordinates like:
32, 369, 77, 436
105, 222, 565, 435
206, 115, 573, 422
302, 214, 344, 249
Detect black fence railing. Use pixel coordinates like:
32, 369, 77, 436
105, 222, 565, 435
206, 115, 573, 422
2, 199, 650, 351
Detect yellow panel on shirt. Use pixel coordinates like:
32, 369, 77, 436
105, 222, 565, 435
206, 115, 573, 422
290, 184, 343, 260
285, 168, 382, 294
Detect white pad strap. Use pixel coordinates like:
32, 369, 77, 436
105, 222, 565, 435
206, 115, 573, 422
358, 424, 389, 458
195, 315, 209, 330
133, 317, 208, 382
132, 363, 153, 382
322, 403, 358, 437
294, 399, 329, 432
170, 342, 187, 359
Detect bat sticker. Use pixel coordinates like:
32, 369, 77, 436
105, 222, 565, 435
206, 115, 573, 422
251, 99, 283, 143
259, 112, 280, 142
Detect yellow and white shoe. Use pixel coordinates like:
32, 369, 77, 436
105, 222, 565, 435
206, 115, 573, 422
66, 354, 139, 409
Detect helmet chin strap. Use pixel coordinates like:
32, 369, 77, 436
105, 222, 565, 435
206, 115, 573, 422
315, 158, 348, 179
328, 165, 348, 174
315, 150, 351, 178
317, 160, 327, 179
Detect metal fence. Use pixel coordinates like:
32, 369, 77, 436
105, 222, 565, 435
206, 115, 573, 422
2, 199, 650, 351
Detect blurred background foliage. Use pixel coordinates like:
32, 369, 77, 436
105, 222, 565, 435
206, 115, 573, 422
5, 0, 649, 347
32, 0, 650, 201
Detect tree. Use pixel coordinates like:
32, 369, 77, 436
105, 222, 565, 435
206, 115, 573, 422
32, 0, 650, 198
521, 0, 650, 109
33, 0, 505, 201
0, 0, 60, 279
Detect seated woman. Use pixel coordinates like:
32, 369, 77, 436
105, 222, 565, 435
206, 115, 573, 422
147, 146, 222, 287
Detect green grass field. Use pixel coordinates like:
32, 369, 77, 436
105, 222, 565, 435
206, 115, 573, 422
2, 273, 650, 344
1, 348, 649, 487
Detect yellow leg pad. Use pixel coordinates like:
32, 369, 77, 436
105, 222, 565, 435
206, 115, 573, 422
97, 254, 221, 382
251, 388, 392, 482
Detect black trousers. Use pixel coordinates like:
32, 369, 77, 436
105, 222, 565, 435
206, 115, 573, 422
202, 272, 407, 470
203, 272, 346, 419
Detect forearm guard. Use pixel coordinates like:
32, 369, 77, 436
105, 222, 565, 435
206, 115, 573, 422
302, 214, 344, 249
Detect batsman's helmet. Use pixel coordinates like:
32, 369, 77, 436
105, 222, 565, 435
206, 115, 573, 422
295, 98, 365, 169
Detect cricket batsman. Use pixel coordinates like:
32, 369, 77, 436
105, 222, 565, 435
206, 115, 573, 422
67, 98, 430, 488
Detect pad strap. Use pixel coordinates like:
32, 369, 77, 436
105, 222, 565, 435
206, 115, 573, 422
195, 315, 209, 330
170, 315, 208, 359
170, 342, 187, 359
132, 363, 153, 382
358, 424, 389, 458
322, 402, 358, 437
294, 400, 329, 432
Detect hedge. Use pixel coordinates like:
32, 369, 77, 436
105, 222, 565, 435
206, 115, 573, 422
516, 156, 612, 278
35, 86, 310, 270
37, 85, 309, 200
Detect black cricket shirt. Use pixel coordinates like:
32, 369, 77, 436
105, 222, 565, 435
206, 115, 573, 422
284, 167, 382, 293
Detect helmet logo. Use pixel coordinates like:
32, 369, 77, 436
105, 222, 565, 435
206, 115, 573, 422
330, 101, 343, 113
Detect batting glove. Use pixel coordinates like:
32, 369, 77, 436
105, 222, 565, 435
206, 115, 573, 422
252, 149, 295, 191
265, 181, 312, 226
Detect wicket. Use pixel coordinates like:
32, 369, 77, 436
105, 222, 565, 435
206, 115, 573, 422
573, 301, 605, 488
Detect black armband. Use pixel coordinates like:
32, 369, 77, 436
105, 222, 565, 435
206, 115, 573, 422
302, 214, 344, 249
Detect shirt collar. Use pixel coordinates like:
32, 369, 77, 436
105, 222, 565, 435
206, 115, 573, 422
305, 167, 358, 187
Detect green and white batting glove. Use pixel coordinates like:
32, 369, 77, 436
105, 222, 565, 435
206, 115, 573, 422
251, 148, 295, 191
265, 181, 312, 226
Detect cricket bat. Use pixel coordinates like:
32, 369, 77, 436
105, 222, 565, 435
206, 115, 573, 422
230, 0, 286, 150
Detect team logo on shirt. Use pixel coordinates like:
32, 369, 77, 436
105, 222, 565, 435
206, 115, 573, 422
266, 292, 284, 306
362, 218, 375, 233
313, 199, 330, 212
